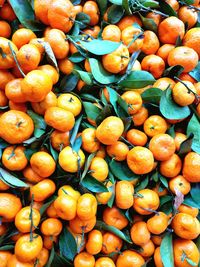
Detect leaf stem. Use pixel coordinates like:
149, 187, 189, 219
8, 42, 26, 78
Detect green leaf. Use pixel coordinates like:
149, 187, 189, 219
96, 220, 132, 243
160, 233, 174, 267
135, 176, 149, 192
73, 70, 93, 85
69, 53, 85, 63
160, 88, 190, 120
45, 245, 55, 267
95, 104, 113, 125
107, 5, 124, 24
139, 14, 157, 32
0, 245, 14, 251
107, 183, 115, 208
81, 153, 96, 180
164, 65, 184, 79
59, 73, 79, 92
178, 133, 193, 157
59, 228, 77, 261
75, 12, 91, 29
81, 175, 108, 193
186, 258, 198, 267
190, 183, 200, 204
40, 196, 56, 216
82, 101, 101, 121
159, 0, 177, 16
119, 70, 155, 88
50, 143, 59, 161
142, 0, 159, 8
187, 114, 200, 153
160, 195, 173, 206
70, 115, 83, 147
167, 125, 175, 138
109, 160, 139, 181
27, 110, 46, 138
141, 88, 162, 104
109, 0, 122, 4
183, 194, 200, 209
106, 87, 118, 115
122, 0, 132, 14
159, 175, 168, 188
79, 40, 121, 55
0, 167, 28, 188
72, 136, 82, 153
9, 0, 42, 31
89, 58, 118, 84
38, 40, 58, 71
96, 0, 108, 16
189, 62, 200, 82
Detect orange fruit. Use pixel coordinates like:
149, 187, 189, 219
106, 141, 129, 161
102, 25, 121, 42
0, 179, 9, 191
54, 194, 77, 220
172, 81, 196, 107
30, 151, 56, 178
117, 15, 142, 30
77, 193, 97, 220
30, 179, 56, 202
96, 116, 124, 145
58, 146, 85, 173
141, 54, 165, 79
174, 132, 187, 151
37, 65, 59, 85
74, 252, 95, 267
0, 37, 18, 69
132, 106, 149, 126
141, 30, 160, 55
50, 130, 70, 151
7, 255, 34, 267
12, 28, 36, 49
178, 6, 197, 29
0, 193, 22, 222
156, 44, 175, 63
154, 247, 163, 267
45, 29, 69, 59
34, 0, 51, 25
0, 70, 14, 91
15, 233, 43, 262
146, 12, 162, 26
158, 16, 185, 44
0, 251, 12, 267
153, 77, 175, 90
47, 0, 76, 33
43, 235, 57, 250
35, 247, 49, 267
115, 180, 134, 209
81, 128, 100, 153
5, 78, 26, 103
159, 153, 182, 178
0, 89, 8, 107
174, 239, 200, 267
29, 38, 45, 55
9, 101, 27, 112
96, 181, 113, 205
169, 175, 191, 195
168, 46, 199, 73
15, 206, 41, 233
2, 145, 28, 171
130, 221, 151, 245
0, 110, 34, 144
183, 28, 200, 57
46, 202, 58, 218
121, 26, 144, 53
23, 165, 44, 184
103, 206, 128, 230
82, 1, 99, 26
147, 212, 168, 234
102, 44, 130, 74
83, 25, 101, 39
40, 218, 63, 236
57, 93, 82, 116
86, 230, 103, 255
166, 0, 180, 10
182, 152, 200, 182
95, 257, 115, 267
127, 146, 154, 175
149, 133, 176, 161
178, 204, 199, 218
0, 2, 16, 21
172, 213, 200, 239
139, 239, 155, 258
179, 73, 197, 83
31, 91, 57, 115
0, 20, 11, 38
21, 70, 53, 102
74, 5, 83, 15
116, 250, 145, 267
58, 185, 81, 200
121, 91, 142, 115
151, 235, 163, 246
133, 189, 160, 215
89, 156, 109, 182
126, 129, 148, 146
69, 215, 96, 234
144, 115, 168, 137
58, 58, 74, 75
102, 232, 123, 255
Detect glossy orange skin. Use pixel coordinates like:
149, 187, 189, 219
132, 106, 149, 126
37, 65, 59, 85
169, 175, 191, 195
154, 247, 164, 267
82, 1, 99, 26
89, 157, 109, 182
159, 154, 182, 178
131, 221, 151, 246
0, 193, 22, 222
86, 230, 103, 255
141, 30, 160, 55
30, 179, 56, 202
102, 25, 121, 42
81, 128, 100, 153
34, 0, 51, 25
23, 165, 44, 184
12, 29, 36, 49
74, 252, 95, 267
121, 91, 142, 115
40, 218, 63, 236
77, 193, 97, 220
5, 78, 26, 103
35, 247, 49, 267
147, 212, 168, 235
7, 255, 34, 267
0, 38, 18, 69
121, 26, 144, 54
102, 232, 123, 255
103, 206, 128, 230
143, 115, 168, 137
95, 257, 116, 267
0, 3, 17, 21
141, 55, 165, 79
139, 239, 155, 257
107, 141, 129, 161
0, 251, 12, 267
126, 129, 148, 146
0, 20, 11, 38
116, 250, 145, 267
69, 215, 96, 234
0, 70, 14, 91
182, 152, 200, 182
54, 195, 77, 220
115, 180, 134, 209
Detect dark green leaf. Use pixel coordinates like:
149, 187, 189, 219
81, 175, 108, 193
70, 115, 83, 147
183, 194, 200, 208
187, 114, 200, 153
79, 40, 121, 55
24, 147, 37, 160
96, 0, 108, 16
142, 0, 159, 8
160, 88, 190, 119
0, 245, 14, 251
160, 195, 173, 206
59, 228, 77, 261
81, 153, 96, 180
107, 5, 124, 24
106, 87, 119, 115
189, 62, 200, 82
51, 252, 73, 267
89, 58, 118, 84
75, 12, 91, 29
164, 65, 184, 79
139, 14, 157, 32
190, 183, 200, 204
82, 101, 101, 121
73, 70, 93, 85
27, 110, 46, 138
178, 133, 193, 157
0, 167, 28, 188
40, 196, 56, 216
45, 245, 55, 267
59, 73, 79, 92
72, 136, 82, 153
159, 175, 168, 188
95, 104, 113, 125
96, 220, 132, 243
141, 88, 162, 104
159, 0, 177, 16
109, 160, 139, 181
107, 183, 115, 208
70, 0, 81, 4
50, 143, 59, 161
69, 53, 85, 63
38, 40, 58, 71
167, 125, 175, 138
135, 176, 149, 192
119, 70, 155, 88
160, 233, 174, 267
9, 0, 42, 31
122, 0, 132, 14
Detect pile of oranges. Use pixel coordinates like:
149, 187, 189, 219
0, 0, 200, 266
